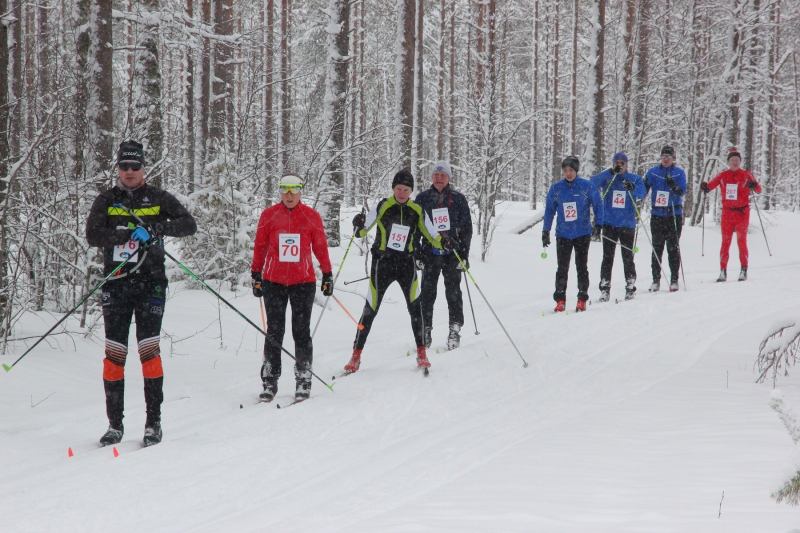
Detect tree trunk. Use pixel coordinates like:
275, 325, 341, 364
411, 0, 424, 179
135, 0, 164, 187
551, 1, 561, 183
570, 0, 578, 153
621, 0, 635, 147
0, 0, 9, 341
280, 0, 292, 171
436, 0, 445, 161
264, 0, 275, 205
185, 0, 196, 192
396, 0, 416, 174
200, 0, 211, 182
211, 0, 234, 151
584, 0, 605, 175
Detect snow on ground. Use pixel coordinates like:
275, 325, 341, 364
2, 202, 800, 532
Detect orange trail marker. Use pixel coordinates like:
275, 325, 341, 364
113, 447, 119, 457
68, 448, 73, 457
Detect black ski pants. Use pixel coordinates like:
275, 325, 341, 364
650, 214, 682, 284
554, 235, 592, 302
101, 278, 167, 426
354, 253, 424, 350
261, 280, 316, 385
600, 225, 636, 289
420, 253, 464, 330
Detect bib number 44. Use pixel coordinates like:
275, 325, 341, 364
612, 191, 626, 208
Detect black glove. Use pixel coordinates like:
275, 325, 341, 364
456, 258, 469, 271
623, 180, 635, 191
746, 180, 758, 190
613, 165, 623, 174
665, 175, 678, 191
320, 272, 333, 296
592, 225, 602, 241
251, 271, 263, 298
700, 182, 710, 193
352, 213, 366, 234
542, 231, 550, 248
440, 234, 458, 251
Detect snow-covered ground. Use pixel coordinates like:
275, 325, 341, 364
2, 203, 799, 532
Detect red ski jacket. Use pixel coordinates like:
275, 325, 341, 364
707, 169, 762, 210
251, 202, 332, 285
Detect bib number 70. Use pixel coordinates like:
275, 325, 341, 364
279, 234, 300, 262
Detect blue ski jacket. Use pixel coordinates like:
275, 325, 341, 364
543, 176, 604, 239
643, 164, 687, 217
590, 169, 646, 229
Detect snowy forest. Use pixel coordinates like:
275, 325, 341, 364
0, 0, 799, 350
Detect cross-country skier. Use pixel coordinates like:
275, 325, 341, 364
643, 145, 686, 292
543, 156, 604, 312
590, 152, 647, 301
414, 161, 473, 350
250, 174, 333, 402
344, 170, 450, 373
700, 147, 762, 282
86, 140, 197, 447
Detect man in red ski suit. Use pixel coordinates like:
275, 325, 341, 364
251, 174, 333, 402
701, 148, 761, 282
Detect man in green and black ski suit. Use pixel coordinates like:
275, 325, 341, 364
86, 141, 197, 447
343, 170, 453, 373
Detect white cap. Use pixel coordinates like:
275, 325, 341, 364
279, 174, 304, 186
431, 161, 452, 179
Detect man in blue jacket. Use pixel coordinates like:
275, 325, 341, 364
415, 161, 473, 350
643, 145, 686, 292
590, 152, 646, 301
543, 156, 604, 312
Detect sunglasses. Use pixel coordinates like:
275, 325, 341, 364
119, 162, 142, 171
279, 185, 303, 194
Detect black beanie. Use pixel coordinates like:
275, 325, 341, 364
561, 156, 580, 173
727, 147, 742, 161
660, 145, 676, 158
118, 140, 145, 166
392, 169, 415, 190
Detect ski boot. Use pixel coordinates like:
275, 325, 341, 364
669, 282, 679, 292
598, 280, 610, 302
142, 419, 162, 447
344, 349, 362, 374
738, 266, 747, 281
716, 269, 727, 282
295, 367, 311, 400
424, 326, 432, 349
99, 424, 124, 447
259, 376, 277, 402
416, 346, 431, 369
554, 300, 566, 313
648, 281, 660, 293
575, 300, 587, 312
447, 324, 461, 351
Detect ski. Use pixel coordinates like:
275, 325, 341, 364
276, 398, 306, 409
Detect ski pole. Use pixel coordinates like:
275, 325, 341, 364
259, 297, 267, 330
701, 192, 706, 257
343, 276, 369, 286
312, 230, 358, 339
453, 251, 527, 367
601, 233, 637, 254
751, 195, 772, 257
629, 192, 670, 288
331, 294, 363, 329
670, 201, 688, 291
114, 205, 334, 391
463, 271, 480, 335
3, 254, 136, 372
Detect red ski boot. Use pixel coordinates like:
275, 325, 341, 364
344, 349, 362, 374
575, 300, 586, 312
554, 300, 566, 313
416, 346, 431, 369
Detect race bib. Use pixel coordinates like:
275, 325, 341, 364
725, 183, 738, 201
113, 240, 139, 263
388, 224, 411, 251
655, 191, 669, 207
431, 208, 451, 231
612, 191, 626, 209
279, 234, 301, 262
563, 202, 578, 222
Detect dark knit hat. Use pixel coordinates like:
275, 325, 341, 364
118, 140, 145, 166
727, 147, 742, 161
561, 156, 580, 173
660, 145, 676, 158
392, 169, 415, 190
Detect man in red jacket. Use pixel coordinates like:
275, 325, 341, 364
251, 174, 333, 402
701, 148, 762, 282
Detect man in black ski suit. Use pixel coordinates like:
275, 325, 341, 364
86, 141, 197, 447
414, 161, 473, 350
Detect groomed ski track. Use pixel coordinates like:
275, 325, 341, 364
1, 204, 799, 532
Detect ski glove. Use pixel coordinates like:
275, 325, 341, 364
592, 225, 602, 242
456, 258, 469, 271
623, 180, 635, 191
746, 180, 758, 190
352, 213, 366, 235
440, 234, 458, 251
700, 182, 710, 194
542, 231, 551, 248
321, 272, 334, 296
665, 175, 679, 192
131, 227, 151, 244
251, 271, 263, 298
613, 165, 623, 175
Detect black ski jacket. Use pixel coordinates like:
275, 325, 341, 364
414, 184, 473, 259
86, 184, 197, 281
